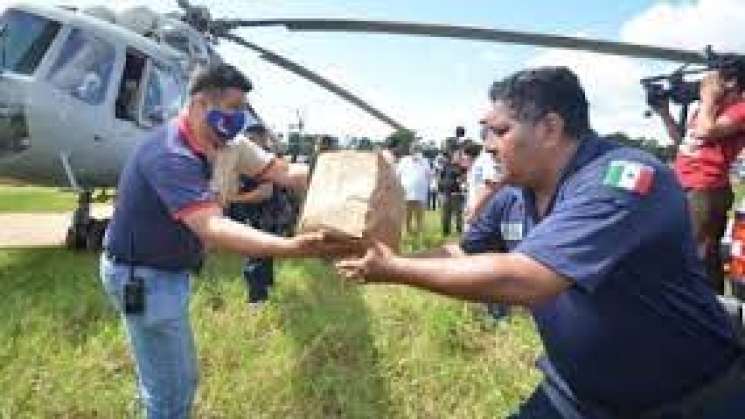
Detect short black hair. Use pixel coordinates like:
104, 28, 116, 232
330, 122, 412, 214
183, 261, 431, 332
455, 126, 465, 138
716, 55, 745, 91
188, 63, 253, 96
489, 66, 590, 138
462, 140, 482, 158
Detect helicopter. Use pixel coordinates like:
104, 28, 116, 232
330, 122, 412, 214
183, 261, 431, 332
0, 0, 740, 250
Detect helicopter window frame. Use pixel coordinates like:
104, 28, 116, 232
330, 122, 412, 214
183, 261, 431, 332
46, 27, 115, 106
138, 58, 185, 128
0, 9, 62, 76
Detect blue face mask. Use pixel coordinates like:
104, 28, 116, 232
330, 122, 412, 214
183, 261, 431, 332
206, 109, 260, 144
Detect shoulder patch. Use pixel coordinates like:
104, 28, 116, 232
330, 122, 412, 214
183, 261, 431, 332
602, 160, 654, 195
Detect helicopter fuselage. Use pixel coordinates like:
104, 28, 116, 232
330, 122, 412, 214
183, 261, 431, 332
0, 3, 204, 188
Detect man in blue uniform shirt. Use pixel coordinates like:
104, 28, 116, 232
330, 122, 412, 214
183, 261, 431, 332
338, 67, 745, 418
101, 64, 348, 418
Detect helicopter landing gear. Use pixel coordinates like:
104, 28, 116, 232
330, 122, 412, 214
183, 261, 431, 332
65, 190, 108, 252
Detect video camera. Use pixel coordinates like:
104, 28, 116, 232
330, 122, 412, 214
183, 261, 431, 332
641, 47, 745, 138
642, 46, 745, 112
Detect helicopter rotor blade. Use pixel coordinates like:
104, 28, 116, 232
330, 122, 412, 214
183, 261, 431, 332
216, 19, 707, 64
220, 33, 406, 131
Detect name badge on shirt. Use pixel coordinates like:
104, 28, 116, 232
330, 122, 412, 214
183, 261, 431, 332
500, 222, 524, 241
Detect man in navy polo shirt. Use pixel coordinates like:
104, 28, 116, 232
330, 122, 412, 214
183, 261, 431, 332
338, 67, 745, 417
100, 64, 348, 418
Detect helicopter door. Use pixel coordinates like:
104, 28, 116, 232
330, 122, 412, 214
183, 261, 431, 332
114, 49, 146, 124
110, 48, 149, 173
40, 27, 116, 186
109, 53, 184, 178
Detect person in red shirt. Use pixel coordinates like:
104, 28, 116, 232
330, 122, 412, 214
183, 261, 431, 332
656, 68, 745, 293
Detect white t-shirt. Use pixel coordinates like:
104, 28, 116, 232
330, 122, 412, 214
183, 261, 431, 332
466, 151, 502, 208
397, 154, 431, 203
212, 136, 274, 206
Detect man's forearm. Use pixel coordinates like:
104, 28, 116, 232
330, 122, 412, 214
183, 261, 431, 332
659, 111, 683, 145
287, 163, 309, 191
693, 101, 745, 139
376, 253, 560, 306
267, 162, 308, 192
694, 101, 718, 138
409, 243, 465, 259
203, 216, 297, 258
233, 184, 272, 204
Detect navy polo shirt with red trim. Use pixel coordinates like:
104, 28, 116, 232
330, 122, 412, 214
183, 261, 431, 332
105, 117, 218, 271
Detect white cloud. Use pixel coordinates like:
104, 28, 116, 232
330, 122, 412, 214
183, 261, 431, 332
621, 0, 745, 53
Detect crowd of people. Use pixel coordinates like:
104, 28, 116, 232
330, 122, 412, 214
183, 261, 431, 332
388, 126, 505, 242
99, 63, 745, 418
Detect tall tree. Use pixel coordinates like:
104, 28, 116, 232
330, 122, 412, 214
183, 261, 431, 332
386, 129, 417, 153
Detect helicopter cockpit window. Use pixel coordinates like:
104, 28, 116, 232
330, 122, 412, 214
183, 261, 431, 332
142, 61, 184, 126
0, 9, 61, 75
116, 49, 146, 122
47, 28, 115, 105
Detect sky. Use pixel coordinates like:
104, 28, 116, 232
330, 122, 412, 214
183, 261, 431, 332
4, 0, 745, 145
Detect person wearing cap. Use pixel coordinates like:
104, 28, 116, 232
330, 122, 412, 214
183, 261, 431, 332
100, 64, 349, 418
228, 125, 299, 308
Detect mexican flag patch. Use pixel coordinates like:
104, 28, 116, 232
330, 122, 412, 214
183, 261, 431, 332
602, 160, 654, 195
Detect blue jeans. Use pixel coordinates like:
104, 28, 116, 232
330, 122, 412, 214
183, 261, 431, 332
100, 254, 197, 419
243, 257, 274, 303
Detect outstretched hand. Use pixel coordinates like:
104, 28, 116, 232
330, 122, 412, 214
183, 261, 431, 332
289, 230, 364, 259
335, 241, 395, 284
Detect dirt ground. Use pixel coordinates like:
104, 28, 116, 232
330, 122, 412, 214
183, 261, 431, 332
0, 205, 112, 248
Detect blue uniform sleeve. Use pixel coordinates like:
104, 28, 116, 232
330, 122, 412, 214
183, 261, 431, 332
515, 161, 672, 292
460, 191, 508, 254
142, 153, 216, 217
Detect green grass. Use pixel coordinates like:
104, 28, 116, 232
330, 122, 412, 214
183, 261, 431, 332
0, 185, 76, 213
0, 212, 543, 418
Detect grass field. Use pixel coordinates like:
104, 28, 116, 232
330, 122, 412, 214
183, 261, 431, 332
7, 178, 742, 417
0, 185, 76, 213
0, 205, 542, 418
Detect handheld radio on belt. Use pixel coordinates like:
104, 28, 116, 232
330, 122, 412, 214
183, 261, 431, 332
123, 231, 145, 314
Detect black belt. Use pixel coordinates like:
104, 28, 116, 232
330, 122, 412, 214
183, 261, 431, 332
541, 353, 745, 419
104, 251, 133, 265
580, 352, 745, 419
104, 251, 202, 274
635, 352, 745, 419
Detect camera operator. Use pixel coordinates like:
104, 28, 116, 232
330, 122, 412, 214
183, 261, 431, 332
654, 68, 745, 294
